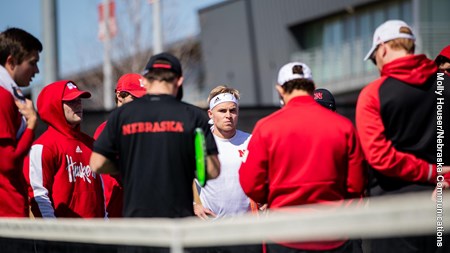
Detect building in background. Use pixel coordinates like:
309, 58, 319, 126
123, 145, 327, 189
198, 0, 449, 119
36, 0, 448, 136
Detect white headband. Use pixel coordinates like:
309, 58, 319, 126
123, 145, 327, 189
209, 93, 239, 110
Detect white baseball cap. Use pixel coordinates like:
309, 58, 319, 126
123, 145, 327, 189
277, 62, 313, 85
364, 20, 416, 61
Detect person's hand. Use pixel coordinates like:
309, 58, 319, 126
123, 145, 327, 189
441, 166, 450, 175
193, 203, 216, 220
15, 98, 37, 129
258, 203, 268, 211
431, 181, 450, 201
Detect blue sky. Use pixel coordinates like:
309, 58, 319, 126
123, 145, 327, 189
0, 0, 224, 85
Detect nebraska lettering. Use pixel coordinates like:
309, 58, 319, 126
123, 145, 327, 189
122, 121, 184, 135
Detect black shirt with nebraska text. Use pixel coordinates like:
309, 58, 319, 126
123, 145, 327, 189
94, 94, 218, 218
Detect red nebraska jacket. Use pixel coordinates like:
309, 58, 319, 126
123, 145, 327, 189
240, 96, 366, 250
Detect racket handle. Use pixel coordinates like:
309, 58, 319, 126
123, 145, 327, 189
194, 128, 207, 186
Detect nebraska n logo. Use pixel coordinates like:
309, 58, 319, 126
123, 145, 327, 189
241, 150, 249, 163
66, 82, 78, 90
314, 92, 323, 100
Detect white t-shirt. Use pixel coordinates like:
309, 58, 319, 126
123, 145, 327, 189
199, 129, 251, 219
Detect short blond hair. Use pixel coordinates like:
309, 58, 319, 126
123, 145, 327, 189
207, 85, 241, 104
385, 27, 415, 54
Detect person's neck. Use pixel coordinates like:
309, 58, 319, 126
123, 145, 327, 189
214, 128, 236, 139
283, 90, 311, 105
382, 49, 411, 67
146, 80, 176, 96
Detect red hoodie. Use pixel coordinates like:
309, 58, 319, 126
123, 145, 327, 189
23, 80, 105, 218
356, 54, 448, 192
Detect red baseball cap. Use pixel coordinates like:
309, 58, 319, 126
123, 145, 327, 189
115, 73, 146, 98
62, 81, 91, 101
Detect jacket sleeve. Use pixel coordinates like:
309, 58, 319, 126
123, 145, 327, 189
25, 144, 56, 218
356, 85, 435, 183
0, 91, 34, 171
239, 123, 268, 204
346, 126, 367, 199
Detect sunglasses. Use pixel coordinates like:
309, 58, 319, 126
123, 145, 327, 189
370, 45, 380, 65
118, 91, 136, 99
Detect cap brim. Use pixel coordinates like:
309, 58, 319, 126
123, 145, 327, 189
127, 89, 147, 98
364, 45, 377, 61
62, 91, 91, 101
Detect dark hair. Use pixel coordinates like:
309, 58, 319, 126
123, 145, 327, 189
282, 65, 315, 94
143, 59, 180, 83
435, 55, 450, 66
0, 28, 43, 66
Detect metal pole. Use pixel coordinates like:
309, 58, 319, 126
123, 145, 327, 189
245, 0, 262, 106
412, 0, 422, 53
103, 0, 114, 110
152, 0, 163, 54
37, 0, 59, 102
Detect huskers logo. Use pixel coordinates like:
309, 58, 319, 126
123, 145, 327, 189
65, 155, 96, 183
122, 121, 184, 135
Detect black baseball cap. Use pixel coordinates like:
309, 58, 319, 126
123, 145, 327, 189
314, 88, 336, 111
143, 52, 182, 77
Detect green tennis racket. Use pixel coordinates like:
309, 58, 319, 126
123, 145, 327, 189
194, 128, 207, 186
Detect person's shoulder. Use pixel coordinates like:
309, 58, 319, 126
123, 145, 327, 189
360, 76, 389, 96
0, 86, 13, 101
236, 129, 252, 145
236, 129, 251, 138
181, 101, 205, 111
31, 131, 58, 153
331, 111, 353, 126
325, 111, 356, 133
179, 101, 208, 117
0, 88, 15, 116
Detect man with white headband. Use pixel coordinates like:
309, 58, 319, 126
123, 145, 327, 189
193, 85, 261, 253
240, 62, 366, 253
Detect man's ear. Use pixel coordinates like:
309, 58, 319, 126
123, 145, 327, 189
177, 76, 184, 87
5, 55, 16, 71
275, 85, 284, 97
208, 109, 213, 119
